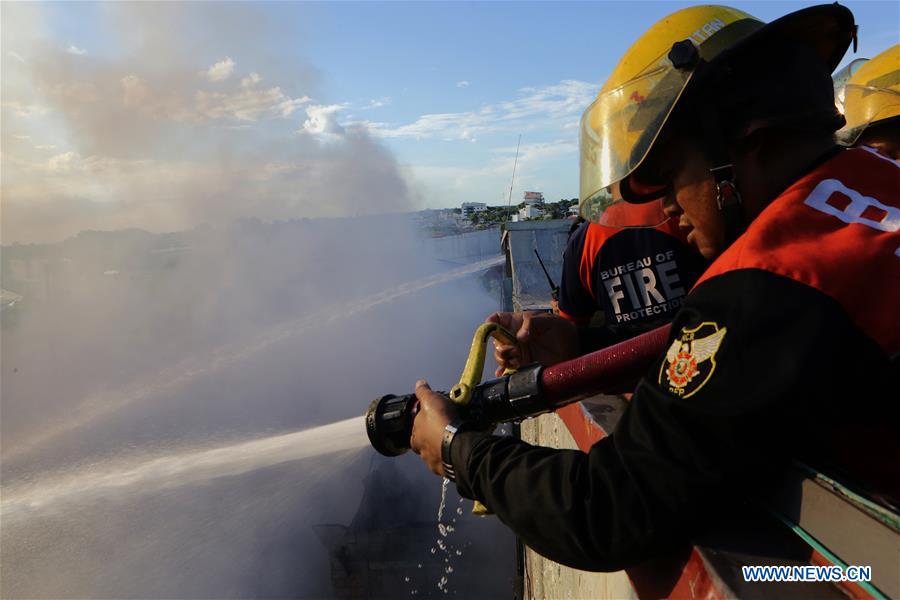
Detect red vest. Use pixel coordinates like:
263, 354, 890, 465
696, 147, 900, 356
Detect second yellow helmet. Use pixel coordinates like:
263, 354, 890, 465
836, 44, 900, 146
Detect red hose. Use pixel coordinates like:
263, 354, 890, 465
540, 324, 671, 406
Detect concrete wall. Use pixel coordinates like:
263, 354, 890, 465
520, 413, 636, 600
502, 220, 570, 311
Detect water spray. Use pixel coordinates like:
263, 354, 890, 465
366, 322, 671, 457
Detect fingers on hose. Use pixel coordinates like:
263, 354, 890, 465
414, 380, 433, 403
517, 314, 532, 343
493, 347, 520, 370
486, 311, 521, 330
495, 345, 518, 360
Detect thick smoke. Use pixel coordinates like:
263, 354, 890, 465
1, 2, 411, 244
2, 222, 515, 599
1, 3, 514, 598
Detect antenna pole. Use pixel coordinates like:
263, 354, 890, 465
533, 248, 559, 301
504, 134, 522, 222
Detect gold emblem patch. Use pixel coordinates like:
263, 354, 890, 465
659, 322, 727, 398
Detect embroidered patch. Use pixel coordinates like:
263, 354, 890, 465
659, 322, 727, 398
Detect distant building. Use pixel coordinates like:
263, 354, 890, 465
519, 205, 542, 220
523, 191, 544, 206
568, 205, 580, 217
461, 202, 487, 217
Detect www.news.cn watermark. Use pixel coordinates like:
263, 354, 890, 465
742, 565, 872, 583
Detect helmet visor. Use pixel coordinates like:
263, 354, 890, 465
836, 84, 900, 145
832, 58, 869, 115
579, 53, 693, 212
579, 182, 669, 228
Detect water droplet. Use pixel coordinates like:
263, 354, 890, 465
456, 507, 463, 515
447, 566, 454, 573
430, 547, 436, 554
405, 577, 410, 583
437, 478, 450, 520
455, 550, 462, 556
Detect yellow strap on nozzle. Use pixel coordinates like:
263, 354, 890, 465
447, 322, 517, 516
448, 322, 516, 406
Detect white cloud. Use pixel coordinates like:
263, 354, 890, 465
205, 57, 235, 82
493, 140, 577, 169
401, 138, 578, 207
496, 80, 595, 122
301, 104, 347, 138
366, 97, 391, 109
12, 134, 32, 141
241, 72, 261, 88
361, 110, 494, 141
456, 80, 470, 88
194, 87, 310, 121
66, 44, 87, 56
8, 51, 26, 63
277, 96, 312, 117
35, 144, 57, 150
360, 79, 595, 141
473, 139, 578, 181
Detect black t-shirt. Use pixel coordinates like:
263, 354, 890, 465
559, 222, 707, 342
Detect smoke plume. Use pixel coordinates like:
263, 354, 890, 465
1, 2, 411, 244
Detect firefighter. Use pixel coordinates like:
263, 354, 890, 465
835, 44, 900, 159
562, 192, 705, 336
504, 198, 706, 377
409, 4, 899, 571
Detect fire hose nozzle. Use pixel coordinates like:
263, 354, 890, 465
365, 394, 419, 457
364, 365, 547, 458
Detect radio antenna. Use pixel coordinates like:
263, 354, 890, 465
503, 134, 522, 222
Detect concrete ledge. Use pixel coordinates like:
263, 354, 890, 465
520, 411, 636, 600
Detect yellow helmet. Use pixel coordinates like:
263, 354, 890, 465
836, 44, 900, 146
579, 4, 856, 225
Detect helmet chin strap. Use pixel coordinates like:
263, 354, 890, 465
708, 163, 745, 246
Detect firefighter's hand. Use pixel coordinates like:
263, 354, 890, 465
487, 311, 578, 376
410, 380, 458, 478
